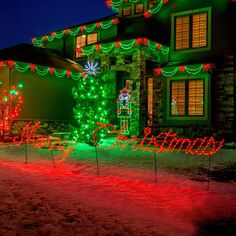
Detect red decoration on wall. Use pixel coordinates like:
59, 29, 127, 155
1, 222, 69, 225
204, 63, 215, 71
95, 44, 101, 52
76, 47, 83, 54
66, 70, 71, 78
30, 64, 37, 72
143, 38, 149, 46
80, 25, 85, 32
179, 65, 186, 72
157, 43, 161, 50
82, 72, 87, 78
135, 38, 143, 45
49, 67, 55, 74
115, 40, 121, 48
106, 0, 112, 8
43, 36, 47, 41
65, 28, 70, 36
50, 32, 56, 36
144, 11, 152, 18
153, 68, 162, 76
96, 22, 101, 28
7, 60, 15, 69
112, 18, 119, 25
93, 122, 224, 157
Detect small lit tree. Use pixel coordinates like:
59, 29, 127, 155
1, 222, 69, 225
0, 85, 23, 139
72, 62, 110, 144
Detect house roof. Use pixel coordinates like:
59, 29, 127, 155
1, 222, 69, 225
0, 44, 83, 72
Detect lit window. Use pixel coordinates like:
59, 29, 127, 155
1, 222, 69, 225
76, 35, 86, 58
87, 33, 98, 45
170, 79, 204, 116
135, 3, 144, 14
192, 13, 207, 48
174, 11, 208, 51
123, 6, 131, 16
147, 78, 154, 126
175, 16, 190, 50
76, 35, 86, 48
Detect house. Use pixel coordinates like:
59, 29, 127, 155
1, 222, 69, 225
1, 0, 235, 140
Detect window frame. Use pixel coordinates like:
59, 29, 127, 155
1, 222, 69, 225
122, 5, 132, 16
170, 79, 205, 117
164, 73, 211, 126
134, 3, 144, 14
171, 7, 211, 54
75, 32, 99, 58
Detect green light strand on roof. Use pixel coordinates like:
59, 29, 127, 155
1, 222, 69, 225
0, 60, 87, 80
32, 18, 119, 47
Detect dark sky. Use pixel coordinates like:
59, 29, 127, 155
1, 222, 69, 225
0, 0, 114, 49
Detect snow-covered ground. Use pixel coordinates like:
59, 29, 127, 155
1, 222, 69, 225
0, 143, 236, 236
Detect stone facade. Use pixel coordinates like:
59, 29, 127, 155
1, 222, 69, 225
214, 55, 235, 140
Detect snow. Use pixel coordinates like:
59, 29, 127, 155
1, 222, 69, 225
0, 143, 236, 235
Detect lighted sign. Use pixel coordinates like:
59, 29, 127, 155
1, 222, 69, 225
13, 122, 77, 162
93, 122, 224, 156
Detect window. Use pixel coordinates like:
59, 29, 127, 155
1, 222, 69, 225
170, 79, 204, 116
76, 33, 98, 58
173, 8, 210, 51
87, 33, 98, 45
76, 35, 86, 48
147, 78, 154, 126
123, 6, 131, 16
135, 3, 144, 14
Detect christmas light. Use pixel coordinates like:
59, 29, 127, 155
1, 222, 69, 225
78, 38, 169, 57
93, 122, 224, 157
32, 18, 119, 47
83, 61, 100, 76
0, 85, 23, 138
72, 74, 110, 144
0, 60, 86, 80
13, 122, 77, 163
154, 64, 214, 77
106, 0, 168, 17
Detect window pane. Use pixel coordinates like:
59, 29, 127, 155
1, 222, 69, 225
123, 6, 131, 16
171, 81, 185, 116
76, 35, 86, 57
192, 13, 207, 48
147, 78, 153, 126
135, 4, 144, 14
175, 16, 190, 50
188, 80, 204, 115
87, 33, 98, 45
76, 35, 86, 47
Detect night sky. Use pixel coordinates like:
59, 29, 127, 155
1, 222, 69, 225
0, 0, 114, 49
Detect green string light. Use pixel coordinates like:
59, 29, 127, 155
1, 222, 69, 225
1, 61, 85, 80
32, 18, 118, 46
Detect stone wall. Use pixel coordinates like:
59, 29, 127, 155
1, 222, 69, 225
11, 120, 74, 137
214, 55, 235, 140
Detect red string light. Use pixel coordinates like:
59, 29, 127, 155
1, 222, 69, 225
13, 122, 77, 163
93, 122, 224, 157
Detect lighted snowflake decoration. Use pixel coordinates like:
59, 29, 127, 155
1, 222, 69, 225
83, 61, 100, 76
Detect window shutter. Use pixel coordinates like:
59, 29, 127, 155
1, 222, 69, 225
192, 13, 207, 48
175, 16, 190, 50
